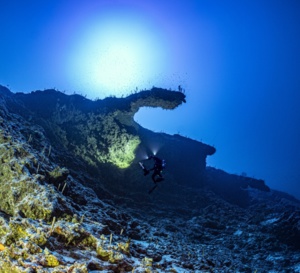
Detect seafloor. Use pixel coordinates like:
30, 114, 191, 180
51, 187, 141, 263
0, 86, 299, 272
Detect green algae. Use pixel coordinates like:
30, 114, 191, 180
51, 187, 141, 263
96, 246, 124, 264
45, 254, 60, 267
107, 134, 140, 168
0, 263, 23, 273
49, 166, 69, 180
96, 245, 111, 261
4, 220, 29, 246
52, 220, 98, 247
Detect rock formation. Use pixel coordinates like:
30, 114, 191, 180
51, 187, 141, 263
2, 86, 217, 203
0, 85, 299, 272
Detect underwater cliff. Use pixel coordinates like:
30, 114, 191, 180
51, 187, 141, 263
0, 85, 300, 272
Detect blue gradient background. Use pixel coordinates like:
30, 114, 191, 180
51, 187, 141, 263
1, 1, 300, 198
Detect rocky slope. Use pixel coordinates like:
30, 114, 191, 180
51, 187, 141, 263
0, 85, 300, 272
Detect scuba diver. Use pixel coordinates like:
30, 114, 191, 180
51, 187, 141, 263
139, 155, 166, 194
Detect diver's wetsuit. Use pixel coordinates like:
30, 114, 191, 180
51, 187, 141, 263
148, 156, 165, 183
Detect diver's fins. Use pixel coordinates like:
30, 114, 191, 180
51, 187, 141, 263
148, 184, 158, 194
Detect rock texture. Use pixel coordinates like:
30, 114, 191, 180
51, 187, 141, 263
2, 86, 216, 203
11, 87, 188, 169
1, 85, 300, 272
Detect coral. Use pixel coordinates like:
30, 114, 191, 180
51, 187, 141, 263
96, 245, 126, 264
52, 220, 95, 246
96, 245, 111, 261
118, 239, 131, 255
0, 263, 24, 273
48, 166, 69, 183
4, 219, 30, 246
0, 127, 73, 221
44, 254, 60, 267
142, 257, 153, 267
0, 217, 9, 238
109, 251, 124, 264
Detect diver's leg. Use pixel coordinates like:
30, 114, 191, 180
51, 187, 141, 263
151, 172, 157, 182
154, 171, 164, 182
148, 183, 158, 194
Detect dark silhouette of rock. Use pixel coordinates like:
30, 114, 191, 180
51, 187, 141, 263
206, 167, 270, 207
